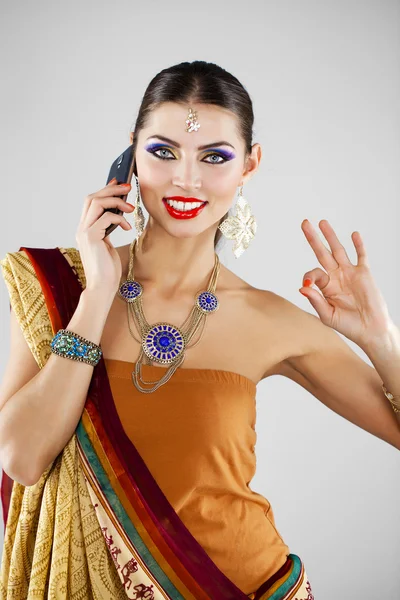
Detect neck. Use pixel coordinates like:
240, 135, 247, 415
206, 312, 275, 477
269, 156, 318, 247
125, 221, 219, 297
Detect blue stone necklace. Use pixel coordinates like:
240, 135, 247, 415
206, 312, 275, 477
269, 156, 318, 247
117, 238, 220, 393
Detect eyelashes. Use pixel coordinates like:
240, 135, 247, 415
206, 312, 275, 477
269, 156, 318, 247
146, 146, 233, 164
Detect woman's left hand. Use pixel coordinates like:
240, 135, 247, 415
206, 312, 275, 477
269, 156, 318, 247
299, 218, 393, 349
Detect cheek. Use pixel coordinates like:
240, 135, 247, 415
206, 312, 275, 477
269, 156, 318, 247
210, 178, 238, 208
139, 163, 163, 181
212, 180, 236, 198
136, 152, 168, 183
136, 164, 168, 198
210, 164, 242, 195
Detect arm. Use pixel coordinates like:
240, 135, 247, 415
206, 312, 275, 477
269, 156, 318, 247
272, 301, 400, 451
360, 323, 400, 424
0, 288, 113, 486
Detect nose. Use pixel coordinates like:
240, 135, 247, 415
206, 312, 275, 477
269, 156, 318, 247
172, 159, 201, 190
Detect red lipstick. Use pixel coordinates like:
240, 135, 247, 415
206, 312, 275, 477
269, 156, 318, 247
163, 197, 207, 220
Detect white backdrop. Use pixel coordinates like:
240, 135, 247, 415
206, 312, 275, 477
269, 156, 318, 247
0, 1, 399, 598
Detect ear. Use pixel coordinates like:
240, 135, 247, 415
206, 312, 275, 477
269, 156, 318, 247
241, 143, 262, 185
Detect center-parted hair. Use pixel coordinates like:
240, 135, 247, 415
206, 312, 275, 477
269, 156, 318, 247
130, 60, 255, 250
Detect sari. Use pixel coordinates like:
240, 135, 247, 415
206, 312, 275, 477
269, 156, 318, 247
0, 246, 315, 599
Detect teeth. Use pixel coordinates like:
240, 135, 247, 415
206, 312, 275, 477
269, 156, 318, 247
166, 199, 204, 211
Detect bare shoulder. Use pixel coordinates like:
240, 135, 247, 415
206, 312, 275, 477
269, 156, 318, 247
258, 287, 345, 379
221, 265, 338, 380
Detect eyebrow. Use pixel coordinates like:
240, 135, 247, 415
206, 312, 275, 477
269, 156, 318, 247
145, 134, 236, 151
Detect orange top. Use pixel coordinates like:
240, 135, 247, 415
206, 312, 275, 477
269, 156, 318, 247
104, 358, 290, 595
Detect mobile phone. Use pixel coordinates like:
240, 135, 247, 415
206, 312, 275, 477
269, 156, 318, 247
103, 143, 137, 237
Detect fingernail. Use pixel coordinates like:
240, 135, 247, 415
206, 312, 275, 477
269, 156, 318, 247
109, 177, 117, 184
299, 289, 308, 296
303, 278, 312, 287
120, 183, 131, 188
126, 203, 135, 209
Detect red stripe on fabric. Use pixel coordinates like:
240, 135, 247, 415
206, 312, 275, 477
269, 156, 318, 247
21, 247, 63, 334
253, 556, 293, 600
0, 470, 13, 529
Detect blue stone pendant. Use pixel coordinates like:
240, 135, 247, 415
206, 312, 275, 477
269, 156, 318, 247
196, 291, 219, 313
142, 323, 185, 364
118, 279, 143, 303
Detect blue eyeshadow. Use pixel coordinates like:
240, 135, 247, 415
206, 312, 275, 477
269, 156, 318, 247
145, 143, 165, 151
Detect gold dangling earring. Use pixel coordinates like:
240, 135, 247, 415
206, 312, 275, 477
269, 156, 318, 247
218, 185, 257, 258
133, 175, 145, 237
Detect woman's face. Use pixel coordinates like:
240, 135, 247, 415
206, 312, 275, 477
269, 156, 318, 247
132, 102, 259, 240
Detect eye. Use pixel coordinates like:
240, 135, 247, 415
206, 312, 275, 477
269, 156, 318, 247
150, 148, 175, 160
148, 147, 228, 164
203, 153, 226, 164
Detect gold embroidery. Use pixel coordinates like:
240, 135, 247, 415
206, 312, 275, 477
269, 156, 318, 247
0, 248, 86, 369
0, 247, 128, 599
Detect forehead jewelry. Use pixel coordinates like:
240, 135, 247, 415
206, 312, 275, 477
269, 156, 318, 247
117, 239, 220, 393
185, 107, 201, 132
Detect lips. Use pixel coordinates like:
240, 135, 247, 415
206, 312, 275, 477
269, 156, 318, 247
163, 197, 207, 220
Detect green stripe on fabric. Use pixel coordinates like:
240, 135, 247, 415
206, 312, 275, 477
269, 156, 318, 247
76, 420, 185, 600
267, 554, 302, 600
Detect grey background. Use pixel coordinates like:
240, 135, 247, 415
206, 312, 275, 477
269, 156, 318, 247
0, 1, 399, 597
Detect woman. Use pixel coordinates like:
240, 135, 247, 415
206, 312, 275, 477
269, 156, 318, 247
0, 60, 399, 600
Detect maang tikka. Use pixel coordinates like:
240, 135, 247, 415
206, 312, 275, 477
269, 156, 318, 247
185, 107, 201, 132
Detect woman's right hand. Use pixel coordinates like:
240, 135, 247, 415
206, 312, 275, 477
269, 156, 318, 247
75, 177, 135, 299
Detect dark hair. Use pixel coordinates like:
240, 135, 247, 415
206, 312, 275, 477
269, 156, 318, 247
130, 60, 255, 251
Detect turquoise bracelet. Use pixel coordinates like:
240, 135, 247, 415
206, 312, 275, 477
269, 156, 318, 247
50, 329, 102, 367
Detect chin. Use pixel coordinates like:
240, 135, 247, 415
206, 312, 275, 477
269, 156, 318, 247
162, 221, 210, 240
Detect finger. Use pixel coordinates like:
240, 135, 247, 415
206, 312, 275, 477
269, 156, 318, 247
80, 179, 131, 223
301, 219, 338, 272
79, 177, 117, 223
96, 215, 132, 239
351, 230, 369, 268
298, 285, 334, 325
318, 219, 353, 266
78, 212, 132, 242
301, 267, 330, 291
84, 197, 134, 229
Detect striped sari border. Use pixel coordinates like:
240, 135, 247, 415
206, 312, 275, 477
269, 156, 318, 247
80, 403, 206, 599
254, 554, 304, 600
76, 415, 197, 600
